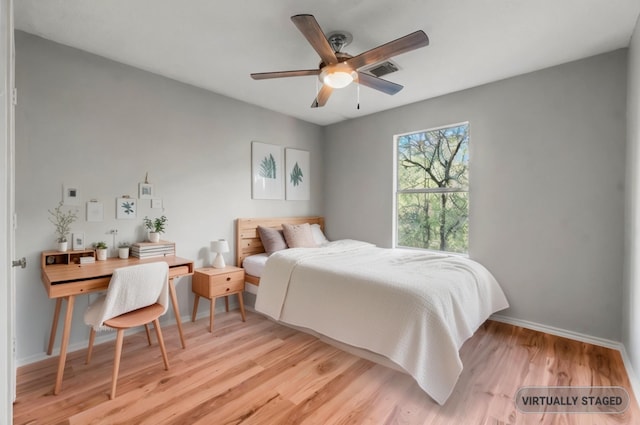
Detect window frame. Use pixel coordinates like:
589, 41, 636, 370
392, 121, 470, 253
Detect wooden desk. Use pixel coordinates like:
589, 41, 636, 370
41, 252, 194, 395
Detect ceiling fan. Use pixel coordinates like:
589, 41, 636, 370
250, 14, 429, 108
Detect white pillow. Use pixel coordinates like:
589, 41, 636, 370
311, 223, 329, 245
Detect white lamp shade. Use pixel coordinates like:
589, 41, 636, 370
210, 239, 229, 268
210, 239, 229, 253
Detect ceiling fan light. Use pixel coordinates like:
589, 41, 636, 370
323, 71, 354, 88
319, 64, 357, 89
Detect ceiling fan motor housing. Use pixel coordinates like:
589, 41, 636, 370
326, 31, 353, 53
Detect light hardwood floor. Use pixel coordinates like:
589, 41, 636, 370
13, 310, 640, 425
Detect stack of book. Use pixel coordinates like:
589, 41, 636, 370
131, 241, 176, 258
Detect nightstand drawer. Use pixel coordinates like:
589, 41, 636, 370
208, 273, 244, 297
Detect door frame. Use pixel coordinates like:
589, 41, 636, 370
1, 0, 15, 422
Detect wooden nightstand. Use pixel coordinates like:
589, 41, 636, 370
191, 266, 246, 332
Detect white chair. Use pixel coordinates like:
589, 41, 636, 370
84, 262, 170, 399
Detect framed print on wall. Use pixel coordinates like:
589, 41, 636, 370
252, 141, 284, 199
86, 200, 104, 222
138, 182, 153, 199
116, 197, 137, 219
285, 148, 310, 200
63, 184, 80, 206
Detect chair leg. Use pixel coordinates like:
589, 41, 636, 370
110, 329, 125, 400
153, 319, 169, 370
86, 328, 96, 365
144, 324, 152, 346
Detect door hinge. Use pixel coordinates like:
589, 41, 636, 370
12, 88, 17, 105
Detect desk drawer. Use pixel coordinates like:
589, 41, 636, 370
169, 265, 191, 278
47, 277, 111, 298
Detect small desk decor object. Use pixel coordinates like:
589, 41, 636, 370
210, 239, 229, 268
143, 215, 167, 243
191, 266, 246, 333
130, 240, 175, 258
93, 241, 108, 260
72, 232, 85, 250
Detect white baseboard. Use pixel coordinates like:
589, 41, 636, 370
490, 314, 620, 349
491, 314, 640, 405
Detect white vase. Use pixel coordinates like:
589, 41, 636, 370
57, 241, 68, 252
148, 232, 160, 243
118, 247, 129, 259
96, 248, 107, 261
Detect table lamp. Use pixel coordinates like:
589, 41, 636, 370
210, 239, 229, 268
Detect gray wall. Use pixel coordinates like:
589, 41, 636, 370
324, 50, 627, 341
624, 17, 640, 378
15, 32, 324, 363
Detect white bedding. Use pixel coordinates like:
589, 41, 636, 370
255, 239, 509, 405
242, 252, 269, 277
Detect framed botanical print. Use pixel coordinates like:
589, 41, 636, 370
285, 148, 310, 200
251, 141, 284, 199
116, 197, 137, 219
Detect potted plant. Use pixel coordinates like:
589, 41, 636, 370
118, 242, 130, 259
48, 201, 78, 252
143, 215, 167, 243
93, 241, 108, 261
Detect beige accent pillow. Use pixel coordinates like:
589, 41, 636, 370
257, 226, 288, 255
282, 223, 317, 248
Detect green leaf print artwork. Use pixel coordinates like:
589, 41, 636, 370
259, 154, 277, 179
290, 162, 304, 186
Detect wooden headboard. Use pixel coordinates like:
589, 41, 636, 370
236, 216, 324, 284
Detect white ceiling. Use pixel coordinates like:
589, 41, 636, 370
14, 0, 640, 126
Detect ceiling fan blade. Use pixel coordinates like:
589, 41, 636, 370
311, 84, 333, 108
357, 72, 403, 95
251, 69, 320, 80
291, 14, 338, 66
346, 30, 429, 70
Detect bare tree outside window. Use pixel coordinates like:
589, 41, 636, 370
395, 123, 469, 253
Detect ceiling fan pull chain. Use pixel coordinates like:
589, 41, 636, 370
357, 83, 360, 110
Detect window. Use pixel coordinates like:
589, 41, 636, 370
395, 122, 469, 253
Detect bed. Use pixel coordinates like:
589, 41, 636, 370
235, 217, 509, 405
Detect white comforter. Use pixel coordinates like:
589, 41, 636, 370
255, 240, 509, 405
